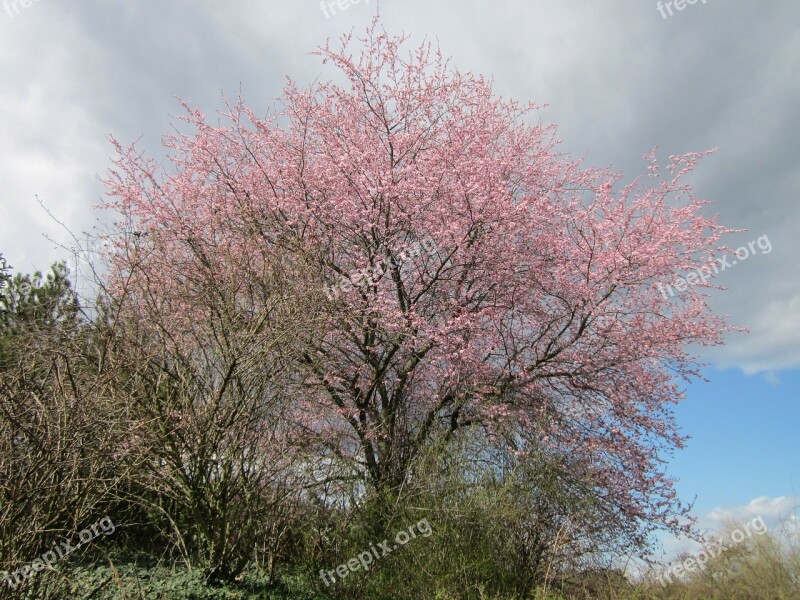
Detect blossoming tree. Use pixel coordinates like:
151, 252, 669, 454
102, 21, 733, 550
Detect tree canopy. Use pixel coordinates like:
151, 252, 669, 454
100, 22, 733, 551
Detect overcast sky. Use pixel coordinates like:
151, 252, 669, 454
1, 0, 798, 558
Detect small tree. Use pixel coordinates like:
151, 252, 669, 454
0, 261, 129, 598
95, 228, 322, 582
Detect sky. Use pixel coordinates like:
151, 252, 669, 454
1, 0, 798, 561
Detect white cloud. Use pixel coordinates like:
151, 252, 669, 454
654, 495, 799, 562
707, 495, 799, 529
712, 295, 800, 374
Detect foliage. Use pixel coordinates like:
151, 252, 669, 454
13, 553, 324, 599
646, 518, 800, 600
0, 260, 134, 600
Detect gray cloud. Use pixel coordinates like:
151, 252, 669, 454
1, 0, 797, 372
